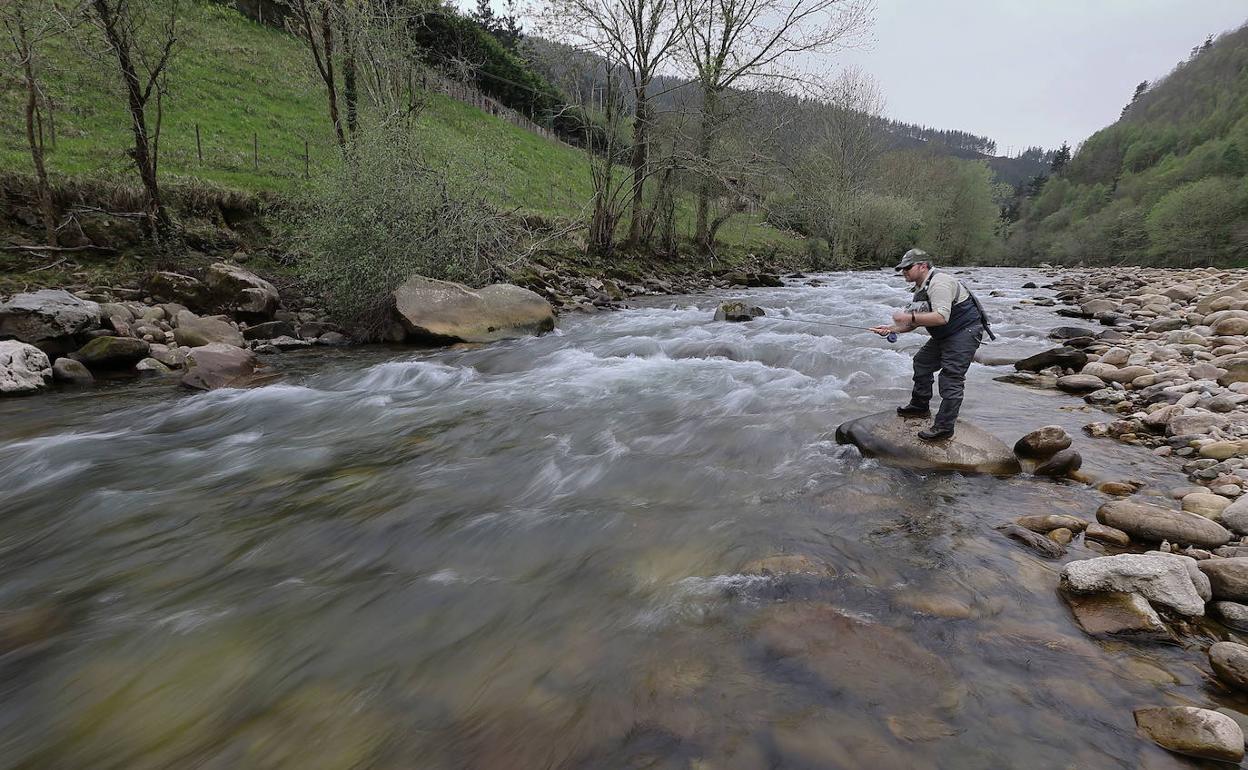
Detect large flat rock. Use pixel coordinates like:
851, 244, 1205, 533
392, 276, 555, 344
835, 411, 1021, 475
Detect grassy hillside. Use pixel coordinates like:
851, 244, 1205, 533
1008, 21, 1248, 266
0, 1, 795, 255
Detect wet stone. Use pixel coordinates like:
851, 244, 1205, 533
1084, 523, 1131, 547
1134, 707, 1245, 763
997, 524, 1065, 558
1015, 514, 1088, 533
1211, 641, 1248, 692
1063, 592, 1166, 639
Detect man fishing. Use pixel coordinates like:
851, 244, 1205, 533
871, 249, 995, 442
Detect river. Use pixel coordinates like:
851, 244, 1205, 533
0, 269, 1227, 769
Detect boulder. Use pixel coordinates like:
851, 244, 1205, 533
1210, 641, 1248, 692
0, 289, 101, 343
315, 331, 350, 346
1168, 411, 1228, 436
1014, 346, 1088, 373
1214, 316, 1248, 336
1222, 496, 1248, 535
144, 271, 210, 309
1048, 326, 1100, 340
1220, 360, 1248, 387
1199, 558, 1248, 602
1060, 553, 1207, 617
834, 411, 1021, 475
1212, 601, 1248, 629
180, 344, 260, 391
1056, 374, 1104, 393
1033, 448, 1082, 477
1013, 426, 1072, 459
0, 340, 51, 395
204, 262, 280, 320
147, 344, 186, 369
392, 276, 556, 343
1134, 706, 1244, 762
242, 320, 296, 341
1063, 592, 1166, 638
173, 313, 244, 348
1182, 492, 1232, 519
1097, 499, 1232, 548
713, 302, 765, 322
51, 357, 93, 384
1199, 281, 1248, 314
72, 336, 150, 369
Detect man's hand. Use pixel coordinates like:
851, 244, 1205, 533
870, 324, 895, 337
892, 310, 917, 327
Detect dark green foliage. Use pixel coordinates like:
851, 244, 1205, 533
1010, 21, 1248, 266
413, 10, 562, 125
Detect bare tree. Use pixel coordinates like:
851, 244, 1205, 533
2, 1, 80, 244
677, 0, 872, 251
286, 0, 347, 148
541, 0, 687, 249
799, 68, 884, 260
86, 0, 180, 239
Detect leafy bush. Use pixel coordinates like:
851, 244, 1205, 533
284, 124, 513, 338
1145, 176, 1247, 264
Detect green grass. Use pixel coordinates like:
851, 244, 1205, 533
0, 1, 796, 254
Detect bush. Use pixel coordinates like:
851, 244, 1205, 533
1145, 176, 1246, 264
284, 124, 513, 338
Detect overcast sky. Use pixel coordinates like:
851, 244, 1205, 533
480, 0, 1247, 157
828, 0, 1248, 155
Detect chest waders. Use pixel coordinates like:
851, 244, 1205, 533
905, 270, 995, 432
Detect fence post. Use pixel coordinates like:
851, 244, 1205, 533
253, 132, 258, 171
195, 123, 202, 163
304, 140, 309, 180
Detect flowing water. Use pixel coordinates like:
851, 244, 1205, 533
0, 269, 1237, 769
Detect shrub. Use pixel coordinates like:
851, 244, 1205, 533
283, 124, 513, 338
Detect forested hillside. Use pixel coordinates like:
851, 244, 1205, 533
1008, 21, 1248, 266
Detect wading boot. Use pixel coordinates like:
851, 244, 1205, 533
917, 425, 955, 442
896, 404, 930, 418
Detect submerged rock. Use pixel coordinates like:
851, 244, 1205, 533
392, 275, 555, 343
1015, 514, 1087, 533
51, 357, 93, 384
997, 524, 1066, 558
834, 411, 1021, 475
1063, 592, 1166, 638
1134, 706, 1244, 763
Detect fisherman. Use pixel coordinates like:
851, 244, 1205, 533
871, 248, 995, 441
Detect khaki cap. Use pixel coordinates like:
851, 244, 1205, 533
894, 248, 931, 272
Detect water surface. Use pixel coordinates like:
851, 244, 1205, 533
0, 269, 1227, 769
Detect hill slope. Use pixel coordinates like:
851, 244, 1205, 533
1008, 21, 1248, 266
0, 1, 792, 254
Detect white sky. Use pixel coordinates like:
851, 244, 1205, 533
829, 0, 1248, 155
471, 0, 1248, 156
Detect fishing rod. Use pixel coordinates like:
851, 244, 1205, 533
750, 315, 899, 343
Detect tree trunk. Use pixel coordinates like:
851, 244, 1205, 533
694, 87, 719, 252
625, 84, 649, 248
92, 0, 171, 238
341, 15, 358, 141
16, 13, 57, 245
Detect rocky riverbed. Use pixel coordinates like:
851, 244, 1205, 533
9, 265, 1248, 765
